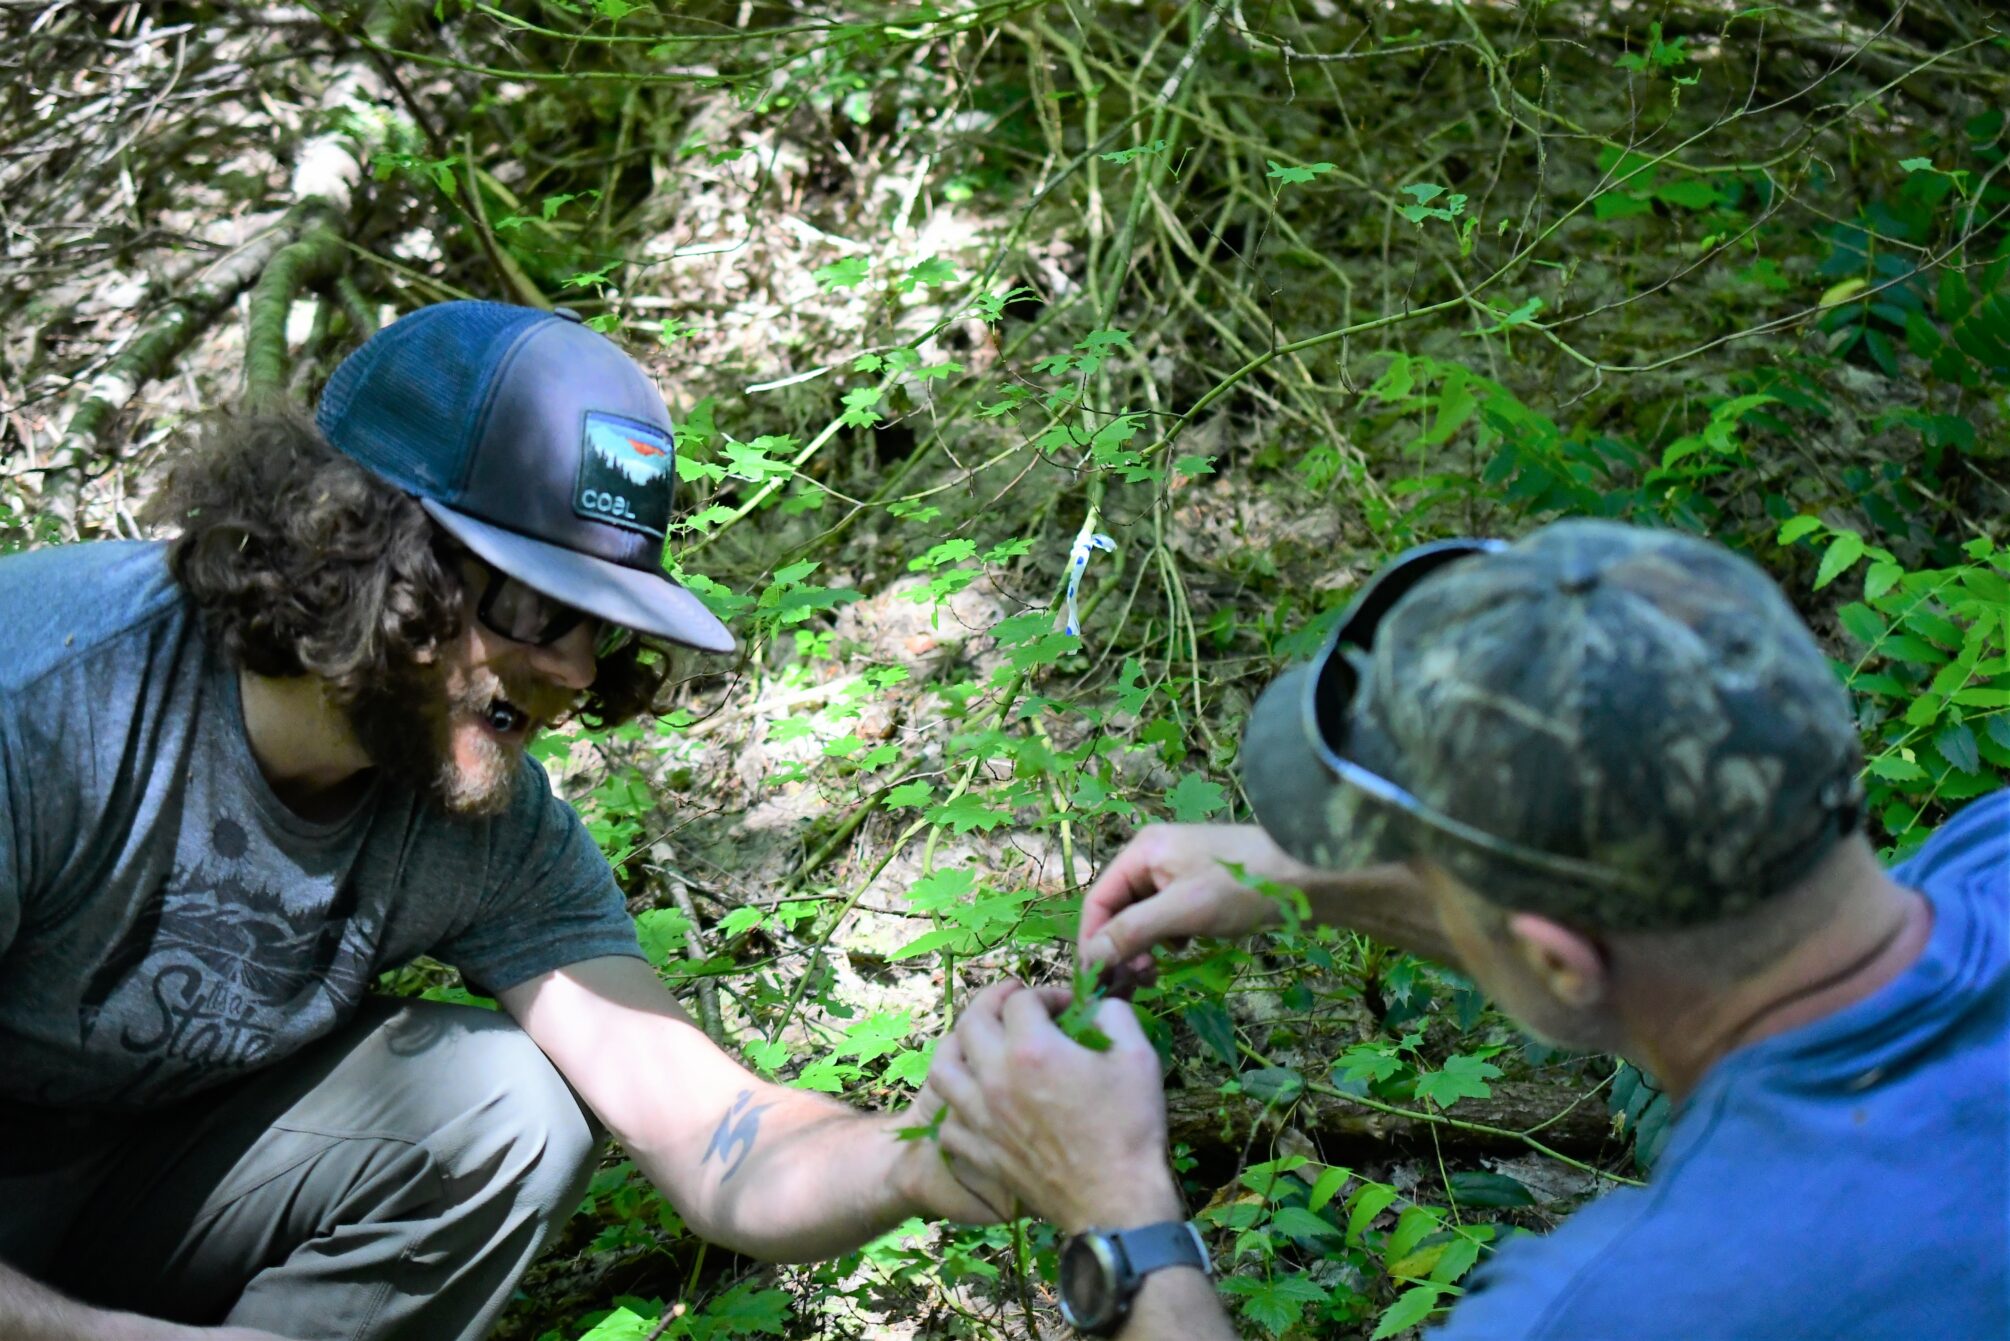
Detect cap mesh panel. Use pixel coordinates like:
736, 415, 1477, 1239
317, 302, 545, 497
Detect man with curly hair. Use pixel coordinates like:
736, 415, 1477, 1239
0, 303, 998, 1341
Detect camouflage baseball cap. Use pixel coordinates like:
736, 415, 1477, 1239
1242, 520, 1865, 931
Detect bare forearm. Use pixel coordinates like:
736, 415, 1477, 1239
1119, 1268, 1236, 1341
631, 1093, 918, 1261
0, 1261, 183, 1341
1298, 861, 1461, 968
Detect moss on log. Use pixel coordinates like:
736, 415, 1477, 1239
244, 214, 349, 405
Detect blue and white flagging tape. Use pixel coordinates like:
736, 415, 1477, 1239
1064, 530, 1116, 637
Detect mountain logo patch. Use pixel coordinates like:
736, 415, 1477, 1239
575, 412, 674, 537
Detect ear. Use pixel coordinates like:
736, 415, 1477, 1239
1505, 913, 1608, 1008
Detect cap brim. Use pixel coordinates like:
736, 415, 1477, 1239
422, 500, 735, 654
1241, 662, 1412, 873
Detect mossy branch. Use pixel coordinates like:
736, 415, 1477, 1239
243, 212, 350, 406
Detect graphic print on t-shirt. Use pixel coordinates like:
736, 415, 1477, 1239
75, 816, 376, 1105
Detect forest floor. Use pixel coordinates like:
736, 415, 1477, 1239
3, 0, 2006, 1337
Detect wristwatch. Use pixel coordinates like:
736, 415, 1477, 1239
1057, 1219, 1213, 1337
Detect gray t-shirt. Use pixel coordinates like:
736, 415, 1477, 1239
0, 541, 643, 1110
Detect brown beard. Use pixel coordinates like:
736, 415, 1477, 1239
347, 662, 537, 819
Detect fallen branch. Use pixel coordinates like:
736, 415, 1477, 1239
38, 206, 318, 532
244, 211, 350, 403
1167, 1078, 1622, 1162
35, 2, 396, 532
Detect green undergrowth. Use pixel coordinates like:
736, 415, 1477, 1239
313, 1, 2010, 1336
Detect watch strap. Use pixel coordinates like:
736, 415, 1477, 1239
1110, 1219, 1212, 1280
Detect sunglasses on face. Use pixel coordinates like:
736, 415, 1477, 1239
465, 558, 636, 660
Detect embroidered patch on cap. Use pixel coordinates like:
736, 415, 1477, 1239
575, 411, 674, 538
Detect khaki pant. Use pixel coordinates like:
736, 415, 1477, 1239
0, 999, 600, 1341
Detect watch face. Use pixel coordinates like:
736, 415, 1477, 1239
1059, 1234, 1121, 1332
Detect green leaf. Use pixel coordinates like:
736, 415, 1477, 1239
840, 385, 884, 427
813, 256, 871, 291
577, 1306, 654, 1340
1777, 515, 1823, 544
633, 908, 693, 968
1006, 631, 1079, 672
722, 439, 796, 483
1308, 1165, 1350, 1213
1864, 561, 1905, 601
1840, 604, 1894, 654
1900, 157, 1935, 172
1371, 1286, 1447, 1340
1654, 177, 1721, 209
1100, 138, 1168, 166
1988, 717, 2010, 753
717, 906, 764, 939
1167, 771, 1227, 822
1447, 1170, 1537, 1208
1430, 1233, 1486, 1283
1383, 1205, 1439, 1263
883, 781, 933, 810
889, 927, 970, 960
1883, 634, 1947, 666
1414, 1054, 1501, 1108
539, 190, 594, 220
794, 1057, 854, 1092
895, 256, 958, 293
910, 538, 978, 570
1904, 694, 1944, 729
700, 1281, 791, 1336
1219, 1272, 1329, 1336
905, 866, 977, 910
1934, 721, 1981, 775
1185, 1001, 1240, 1068
1593, 191, 1654, 221
1866, 753, 1928, 782
1053, 964, 1118, 1052
1267, 160, 1336, 185
1271, 1206, 1341, 1240
1815, 530, 1866, 589
1336, 1044, 1406, 1085
883, 1046, 934, 1089
1346, 1182, 1399, 1244
742, 1038, 789, 1074
833, 1010, 914, 1063
925, 793, 1014, 834
1239, 1066, 1304, 1104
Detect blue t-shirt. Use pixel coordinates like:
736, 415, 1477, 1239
0, 541, 644, 1110
1436, 790, 2009, 1341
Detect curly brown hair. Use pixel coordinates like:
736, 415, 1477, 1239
142, 409, 671, 729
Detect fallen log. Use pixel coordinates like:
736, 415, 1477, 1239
1167, 1078, 1619, 1160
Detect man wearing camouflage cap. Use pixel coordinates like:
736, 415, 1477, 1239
929, 520, 2008, 1339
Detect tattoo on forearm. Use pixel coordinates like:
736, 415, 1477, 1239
702, 1089, 776, 1183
